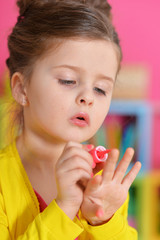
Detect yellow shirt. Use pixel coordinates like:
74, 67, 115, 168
0, 141, 138, 239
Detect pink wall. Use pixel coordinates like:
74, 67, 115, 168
0, 0, 160, 167
109, 0, 160, 101
109, 0, 160, 168
1, 0, 160, 100
0, 0, 17, 80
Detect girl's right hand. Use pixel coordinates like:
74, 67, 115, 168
55, 141, 93, 220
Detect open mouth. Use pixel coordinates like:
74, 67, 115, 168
70, 112, 90, 127
77, 117, 85, 121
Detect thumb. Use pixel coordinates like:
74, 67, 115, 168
82, 144, 94, 152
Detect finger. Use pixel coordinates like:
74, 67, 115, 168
102, 149, 119, 181
82, 144, 95, 168
59, 141, 83, 164
86, 205, 104, 222
82, 144, 94, 152
122, 161, 141, 190
60, 156, 93, 176
96, 207, 104, 218
81, 202, 103, 220
113, 148, 134, 183
68, 168, 91, 185
85, 175, 102, 193
59, 145, 93, 167
62, 141, 82, 153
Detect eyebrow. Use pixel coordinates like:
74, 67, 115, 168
95, 74, 114, 84
51, 64, 81, 72
51, 64, 114, 83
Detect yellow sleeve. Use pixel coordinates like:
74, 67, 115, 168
77, 194, 138, 240
0, 191, 11, 239
0, 198, 84, 240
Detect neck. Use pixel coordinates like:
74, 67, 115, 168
16, 129, 66, 172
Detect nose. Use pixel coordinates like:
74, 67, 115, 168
76, 89, 94, 106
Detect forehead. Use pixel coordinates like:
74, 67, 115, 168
34, 38, 119, 78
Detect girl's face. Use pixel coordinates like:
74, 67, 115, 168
25, 39, 118, 144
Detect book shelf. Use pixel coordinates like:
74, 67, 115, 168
88, 100, 152, 173
87, 99, 153, 240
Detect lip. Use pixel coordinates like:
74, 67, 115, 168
70, 112, 90, 127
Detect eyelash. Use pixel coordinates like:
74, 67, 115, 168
58, 79, 76, 85
58, 79, 106, 96
94, 87, 106, 96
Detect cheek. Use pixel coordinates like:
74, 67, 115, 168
94, 99, 111, 125
98, 110, 108, 125
99, 98, 111, 115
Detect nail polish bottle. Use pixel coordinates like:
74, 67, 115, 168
89, 146, 110, 168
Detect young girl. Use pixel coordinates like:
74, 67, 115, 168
0, 0, 141, 239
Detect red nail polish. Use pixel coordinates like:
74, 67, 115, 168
86, 144, 94, 150
96, 209, 104, 218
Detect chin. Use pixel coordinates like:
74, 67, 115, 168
52, 127, 98, 144
62, 133, 90, 144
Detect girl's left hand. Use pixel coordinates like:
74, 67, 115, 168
80, 148, 141, 225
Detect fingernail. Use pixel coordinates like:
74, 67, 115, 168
86, 144, 94, 150
92, 161, 96, 168
91, 172, 94, 178
96, 209, 104, 218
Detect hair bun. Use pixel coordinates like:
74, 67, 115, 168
17, 0, 112, 18
16, 0, 31, 16
16, 0, 51, 16
85, 0, 112, 19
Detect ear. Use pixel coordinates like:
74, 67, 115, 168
11, 72, 29, 106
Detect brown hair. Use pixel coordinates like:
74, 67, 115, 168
6, 0, 122, 136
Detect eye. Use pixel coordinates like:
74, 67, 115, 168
94, 87, 106, 96
58, 79, 76, 85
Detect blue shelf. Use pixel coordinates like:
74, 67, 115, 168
108, 100, 152, 173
